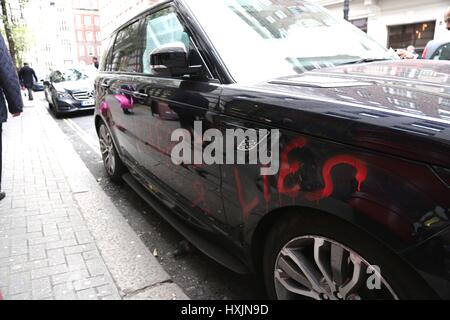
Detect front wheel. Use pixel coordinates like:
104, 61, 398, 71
51, 98, 63, 119
98, 123, 127, 183
263, 213, 436, 300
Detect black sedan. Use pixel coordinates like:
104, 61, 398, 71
44, 68, 96, 118
95, 0, 450, 300
32, 79, 45, 92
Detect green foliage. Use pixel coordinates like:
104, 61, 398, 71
12, 24, 28, 66
0, 0, 30, 67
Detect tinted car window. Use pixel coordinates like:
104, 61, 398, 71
143, 7, 191, 75
101, 35, 115, 72
432, 43, 450, 61
112, 21, 143, 73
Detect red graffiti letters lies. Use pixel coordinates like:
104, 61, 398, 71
264, 174, 271, 206
192, 181, 212, 215
234, 166, 260, 220
305, 155, 368, 202
277, 137, 308, 199
234, 135, 368, 220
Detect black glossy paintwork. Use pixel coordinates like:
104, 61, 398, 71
94, 0, 450, 299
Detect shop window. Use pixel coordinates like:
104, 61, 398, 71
388, 21, 435, 54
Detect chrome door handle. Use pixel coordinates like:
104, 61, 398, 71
132, 91, 148, 99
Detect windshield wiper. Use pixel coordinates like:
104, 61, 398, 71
339, 58, 392, 66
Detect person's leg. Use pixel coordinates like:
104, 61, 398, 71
0, 123, 4, 201
0, 123, 2, 188
28, 88, 34, 101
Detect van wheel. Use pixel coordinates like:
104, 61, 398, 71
263, 213, 436, 300
98, 123, 126, 182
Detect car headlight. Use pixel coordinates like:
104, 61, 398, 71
57, 91, 72, 99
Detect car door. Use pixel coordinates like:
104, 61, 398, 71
98, 19, 144, 166
130, 5, 228, 227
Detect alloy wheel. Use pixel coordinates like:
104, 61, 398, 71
274, 236, 398, 300
99, 125, 116, 176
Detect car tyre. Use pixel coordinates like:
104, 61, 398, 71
98, 122, 127, 183
50, 99, 64, 119
263, 211, 437, 300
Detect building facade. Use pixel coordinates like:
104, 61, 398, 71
73, 0, 102, 65
23, 0, 103, 74
23, 0, 77, 73
314, 0, 450, 53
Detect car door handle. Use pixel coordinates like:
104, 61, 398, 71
132, 91, 148, 99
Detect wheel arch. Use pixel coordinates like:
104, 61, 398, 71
250, 204, 412, 274
94, 113, 122, 160
248, 205, 438, 298
94, 114, 104, 135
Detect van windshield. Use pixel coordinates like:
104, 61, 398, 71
185, 0, 398, 83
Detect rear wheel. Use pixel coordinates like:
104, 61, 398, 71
263, 213, 436, 300
98, 123, 127, 183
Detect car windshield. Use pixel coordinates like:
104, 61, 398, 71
186, 0, 398, 83
53, 69, 89, 83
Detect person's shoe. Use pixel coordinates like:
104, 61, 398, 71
0, 192, 5, 202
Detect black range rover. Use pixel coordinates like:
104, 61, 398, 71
94, 0, 450, 300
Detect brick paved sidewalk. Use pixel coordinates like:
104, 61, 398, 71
0, 99, 188, 300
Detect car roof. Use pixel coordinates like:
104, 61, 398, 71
426, 39, 450, 47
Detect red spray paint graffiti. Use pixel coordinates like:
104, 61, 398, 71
277, 137, 308, 199
192, 180, 212, 215
305, 155, 368, 202
234, 166, 260, 220
263, 173, 271, 208
235, 137, 369, 219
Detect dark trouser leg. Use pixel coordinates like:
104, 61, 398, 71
28, 88, 34, 101
0, 123, 2, 190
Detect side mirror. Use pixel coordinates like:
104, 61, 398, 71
150, 42, 202, 77
43, 81, 50, 86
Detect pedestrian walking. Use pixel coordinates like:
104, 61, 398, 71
0, 33, 23, 201
18, 63, 38, 101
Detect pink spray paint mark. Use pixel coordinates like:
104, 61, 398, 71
100, 100, 109, 113
114, 94, 134, 109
